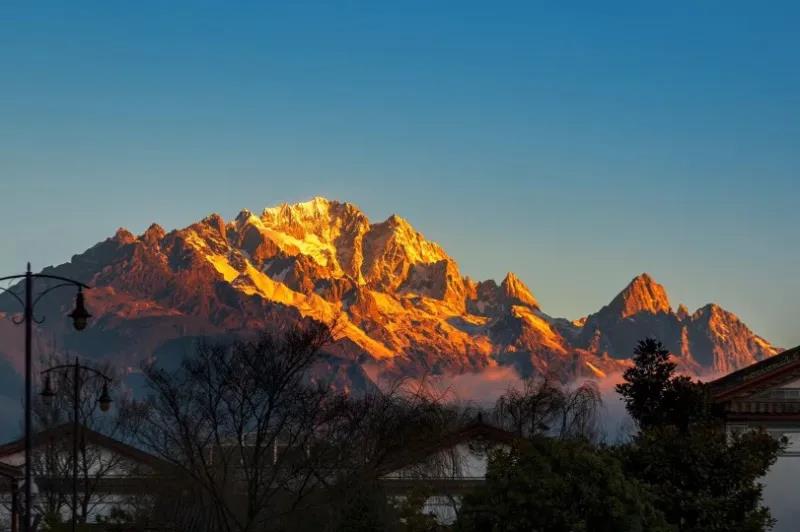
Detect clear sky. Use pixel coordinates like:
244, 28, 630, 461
1, 2, 798, 347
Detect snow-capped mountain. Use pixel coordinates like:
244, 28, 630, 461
0, 197, 780, 384
567, 273, 778, 373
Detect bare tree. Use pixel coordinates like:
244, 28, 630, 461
286, 377, 461, 531
494, 376, 601, 441
557, 381, 601, 440
132, 320, 340, 532
494, 376, 564, 438
330, 378, 458, 476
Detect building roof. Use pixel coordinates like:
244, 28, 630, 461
430, 420, 518, 449
709, 345, 800, 402
0, 424, 172, 472
0, 461, 21, 480
378, 419, 518, 476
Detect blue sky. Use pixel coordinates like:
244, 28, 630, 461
1, 1, 798, 346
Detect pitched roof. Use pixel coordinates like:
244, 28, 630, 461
379, 420, 518, 475
431, 420, 518, 449
0, 424, 172, 472
0, 461, 21, 480
709, 345, 800, 402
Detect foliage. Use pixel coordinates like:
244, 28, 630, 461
329, 480, 394, 532
279, 378, 462, 531
494, 376, 602, 440
617, 336, 786, 531
40, 510, 94, 531
132, 322, 463, 532
32, 329, 784, 532
622, 424, 783, 532
615, 338, 711, 430
456, 438, 672, 532
393, 486, 451, 532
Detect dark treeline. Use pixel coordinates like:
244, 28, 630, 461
457, 338, 784, 532
26, 330, 784, 532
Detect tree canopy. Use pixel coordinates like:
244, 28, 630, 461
456, 437, 671, 532
616, 337, 784, 531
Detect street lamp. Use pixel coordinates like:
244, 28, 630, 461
0, 264, 91, 532
40, 358, 112, 532
98, 382, 112, 412
40, 375, 55, 406
67, 289, 91, 332
0, 467, 22, 532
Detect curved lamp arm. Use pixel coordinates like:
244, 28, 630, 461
31, 283, 80, 311
41, 364, 111, 381
0, 270, 91, 327
0, 285, 25, 310
0, 273, 90, 290
30, 274, 89, 290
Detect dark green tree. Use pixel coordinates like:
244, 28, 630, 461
616, 338, 710, 430
616, 338, 677, 429
456, 438, 672, 532
622, 425, 782, 532
617, 336, 785, 531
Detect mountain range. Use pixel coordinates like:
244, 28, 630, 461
0, 197, 780, 388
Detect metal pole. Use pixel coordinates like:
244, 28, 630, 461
11, 479, 18, 532
23, 263, 32, 532
72, 358, 79, 532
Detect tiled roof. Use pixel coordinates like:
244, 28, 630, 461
709, 345, 800, 401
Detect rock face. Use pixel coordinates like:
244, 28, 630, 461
603, 273, 671, 318
569, 274, 779, 373
0, 197, 781, 383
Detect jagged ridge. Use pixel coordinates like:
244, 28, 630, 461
0, 197, 781, 382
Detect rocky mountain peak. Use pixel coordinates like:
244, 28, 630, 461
235, 208, 253, 224
500, 272, 539, 309
112, 227, 136, 244
261, 196, 342, 226
691, 303, 735, 327
199, 213, 227, 239
2, 198, 779, 386
385, 213, 409, 227
359, 211, 450, 291
686, 303, 780, 372
141, 223, 166, 246
607, 273, 671, 318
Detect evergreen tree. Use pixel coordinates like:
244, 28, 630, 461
617, 336, 785, 531
616, 338, 676, 429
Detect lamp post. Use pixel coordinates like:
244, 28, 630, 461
0, 468, 21, 532
0, 264, 91, 532
40, 358, 111, 532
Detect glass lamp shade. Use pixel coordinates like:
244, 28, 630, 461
98, 382, 112, 412
68, 290, 92, 331
40, 374, 56, 406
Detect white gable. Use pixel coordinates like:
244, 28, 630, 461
383, 438, 509, 480
0, 433, 159, 478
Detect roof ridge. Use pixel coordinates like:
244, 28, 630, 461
709, 345, 800, 400
0, 423, 172, 472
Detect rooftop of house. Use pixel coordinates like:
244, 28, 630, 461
0, 423, 172, 472
709, 344, 800, 402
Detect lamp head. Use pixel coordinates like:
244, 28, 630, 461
68, 289, 91, 331
40, 374, 55, 406
98, 381, 112, 413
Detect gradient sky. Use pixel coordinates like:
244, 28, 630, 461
1, 2, 798, 347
